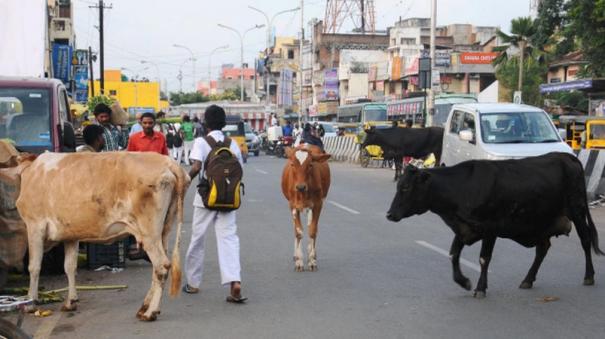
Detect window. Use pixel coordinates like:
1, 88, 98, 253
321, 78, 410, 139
109, 90, 117, 96
288, 49, 295, 59
449, 110, 464, 133
479, 112, 560, 144
58, 89, 68, 122
463, 113, 476, 142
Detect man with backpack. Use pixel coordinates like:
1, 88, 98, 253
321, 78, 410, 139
183, 104, 246, 303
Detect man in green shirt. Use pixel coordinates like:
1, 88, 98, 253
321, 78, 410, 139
181, 115, 195, 165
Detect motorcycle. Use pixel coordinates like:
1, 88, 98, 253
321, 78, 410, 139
275, 136, 294, 158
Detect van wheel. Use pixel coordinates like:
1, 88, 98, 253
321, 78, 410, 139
254, 150, 259, 156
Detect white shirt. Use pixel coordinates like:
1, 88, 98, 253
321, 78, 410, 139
270, 116, 278, 127
190, 130, 243, 207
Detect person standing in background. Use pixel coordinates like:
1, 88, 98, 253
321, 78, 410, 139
181, 115, 195, 165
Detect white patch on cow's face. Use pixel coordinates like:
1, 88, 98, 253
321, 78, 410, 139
40, 153, 67, 172
295, 150, 308, 165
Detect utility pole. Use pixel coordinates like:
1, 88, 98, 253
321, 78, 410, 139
90, 1, 112, 95
88, 46, 95, 97
361, 0, 365, 34
299, 0, 304, 123
427, 0, 437, 127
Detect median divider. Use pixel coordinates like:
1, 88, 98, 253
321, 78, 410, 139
323, 136, 359, 163
578, 149, 605, 200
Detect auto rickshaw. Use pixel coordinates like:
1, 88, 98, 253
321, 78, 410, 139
223, 115, 249, 163
558, 115, 605, 150
358, 122, 395, 168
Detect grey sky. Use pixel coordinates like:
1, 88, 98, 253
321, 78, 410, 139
73, 0, 534, 93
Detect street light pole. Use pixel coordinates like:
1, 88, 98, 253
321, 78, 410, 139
141, 60, 162, 111
218, 23, 265, 102
173, 44, 197, 92
208, 45, 229, 95
248, 6, 300, 109
427, 0, 437, 127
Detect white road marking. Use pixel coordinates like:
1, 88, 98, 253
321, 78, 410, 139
327, 200, 360, 215
255, 168, 268, 174
415, 240, 483, 273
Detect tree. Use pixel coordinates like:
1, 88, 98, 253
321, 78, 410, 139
565, 0, 605, 76
493, 17, 537, 92
532, 0, 566, 51
495, 53, 547, 106
169, 91, 209, 106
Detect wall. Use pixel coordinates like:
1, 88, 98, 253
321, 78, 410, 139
90, 80, 161, 112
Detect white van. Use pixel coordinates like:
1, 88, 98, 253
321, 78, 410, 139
441, 103, 573, 166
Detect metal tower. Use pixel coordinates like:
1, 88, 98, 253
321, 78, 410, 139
323, 0, 376, 34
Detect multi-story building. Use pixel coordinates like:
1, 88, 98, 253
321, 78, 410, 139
310, 20, 389, 120
385, 18, 499, 100
216, 64, 258, 101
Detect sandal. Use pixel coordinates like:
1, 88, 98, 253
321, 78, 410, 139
226, 295, 247, 303
182, 284, 199, 294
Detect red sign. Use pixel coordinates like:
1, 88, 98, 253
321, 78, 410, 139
460, 52, 498, 64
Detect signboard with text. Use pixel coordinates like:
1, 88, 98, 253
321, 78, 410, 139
323, 68, 339, 101
460, 52, 498, 64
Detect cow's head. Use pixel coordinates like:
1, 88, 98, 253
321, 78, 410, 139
362, 126, 381, 148
386, 165, 431, 222
285, 147, 330, 194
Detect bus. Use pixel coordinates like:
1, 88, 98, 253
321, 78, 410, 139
386, 93, 478, 127
337, 102, 388, 125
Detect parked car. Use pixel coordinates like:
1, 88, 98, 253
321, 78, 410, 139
245, 122, 260, 156
441, 103, 573, 166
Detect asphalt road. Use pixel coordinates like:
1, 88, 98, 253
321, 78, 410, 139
9, 155, 605, 339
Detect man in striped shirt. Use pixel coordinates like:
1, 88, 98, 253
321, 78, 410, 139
93, 103, 127, 151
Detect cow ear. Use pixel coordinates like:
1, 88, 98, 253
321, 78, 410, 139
311, 153, 331, 163
285, 147, 295, 159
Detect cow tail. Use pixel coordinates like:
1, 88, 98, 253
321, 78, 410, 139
169, 166, 188, 297
586, 204, 604, 255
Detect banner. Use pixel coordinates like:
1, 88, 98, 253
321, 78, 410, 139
391, 57, 402, 81
73, 66, 89, 103
73, 49, 89, 66
323, 68, 339, 101
52, 44, 72, 84
278, 69, 293, 107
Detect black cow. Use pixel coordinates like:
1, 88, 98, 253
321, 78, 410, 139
386, 152, 603, 298
363, 126, 444, 181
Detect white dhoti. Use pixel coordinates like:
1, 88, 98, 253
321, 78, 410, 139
185, 205, 241, 287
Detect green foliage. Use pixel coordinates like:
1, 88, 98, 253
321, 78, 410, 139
495, 56, 547, 106
548, 91, 589, 112
169, 91, 209, 106
532, 0, 566, 51
493, 17, 537, 66
87, 95, 115, 113
565, 0, 605, 76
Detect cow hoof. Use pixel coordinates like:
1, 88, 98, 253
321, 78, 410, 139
138, 312, 158, 322
308, 264, 317, 272
583, 278, 595, 286
473, 291, 486, 299
455, 278, 472, 291
519, 281, 533, 289
61, 303, 77, 312
295, 265, 304, 272
136, 304, 149, 319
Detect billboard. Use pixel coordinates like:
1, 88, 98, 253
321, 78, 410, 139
391, 57, 402, 81
278, 69, 293, 107
52, 44, 73, 84
323, 68, 339, 101
73, 66, 89, 103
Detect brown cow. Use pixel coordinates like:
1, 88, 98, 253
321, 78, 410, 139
281, 145, 330, 271
11, 152, 190, 321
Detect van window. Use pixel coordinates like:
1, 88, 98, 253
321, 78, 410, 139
463, 113, 475, 133
480, 112, 559, 144
58, 88, 69, 123
449, 110, 464, 133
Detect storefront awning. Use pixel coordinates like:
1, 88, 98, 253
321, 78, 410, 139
540, 79, 593, 94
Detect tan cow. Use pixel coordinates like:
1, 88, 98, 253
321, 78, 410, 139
13, 152, 190, 321
281, 145, 330, 271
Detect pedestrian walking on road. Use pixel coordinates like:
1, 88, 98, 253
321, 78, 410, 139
183, 104, 246, 303
181, 115, 195, 165
127, 113, 169, 155
93, 103, 127, 151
